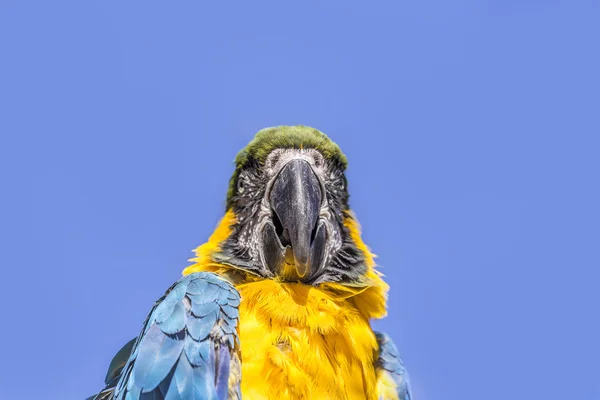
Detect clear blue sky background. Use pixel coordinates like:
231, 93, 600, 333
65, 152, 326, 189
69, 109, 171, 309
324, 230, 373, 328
1, 1, 598, 399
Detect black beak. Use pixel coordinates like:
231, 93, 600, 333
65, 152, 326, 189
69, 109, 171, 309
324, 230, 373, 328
268, 159, 324, 278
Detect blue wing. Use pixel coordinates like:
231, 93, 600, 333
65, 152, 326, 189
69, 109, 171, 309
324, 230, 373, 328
375, 332, 412, 400
90, 272, 241, 400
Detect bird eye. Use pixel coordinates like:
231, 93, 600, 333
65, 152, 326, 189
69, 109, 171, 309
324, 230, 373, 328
340, 177, 347, 191
237, 176, 245, 194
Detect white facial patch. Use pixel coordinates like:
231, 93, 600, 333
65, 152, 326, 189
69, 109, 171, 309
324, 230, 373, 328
263, 148, 327, 181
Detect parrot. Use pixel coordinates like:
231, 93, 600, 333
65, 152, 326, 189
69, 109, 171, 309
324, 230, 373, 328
89, 126, 411, 400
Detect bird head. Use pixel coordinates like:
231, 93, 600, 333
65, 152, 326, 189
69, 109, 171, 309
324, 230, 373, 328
185, 126, 387, 293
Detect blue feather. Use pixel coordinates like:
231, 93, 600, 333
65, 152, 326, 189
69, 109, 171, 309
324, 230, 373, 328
125, 364, 136, 393
164, 354, 192, 400
109, 272, 240, 400
160, 283, 188, 311
375, 332, 412, 400
220, 304, 239, 319
198, 282, 221, 300
190, 301, 220, 317
185, 279, 208, 295
187, 311, 217, 341
214, 345, 231, 400
227, 295, 240, 307
212, 278, 232, 290
191, 363, 218, 400
183, 339, 213, 367
157, 302, 186, 335
219, 322, 235, 336
124, 386, 139, 400
134, 328, 184, 392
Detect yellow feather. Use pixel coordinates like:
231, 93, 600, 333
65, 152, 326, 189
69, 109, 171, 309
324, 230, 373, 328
376, 370, 401, 400
184, 212, 393, 399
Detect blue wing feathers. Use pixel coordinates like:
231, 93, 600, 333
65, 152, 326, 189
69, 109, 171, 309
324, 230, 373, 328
98, 272, 240, 400
190, 301, 220, 318
186, 279, 208, 295
187, 311, 217, 341
215, 345, 231, 400
220, 304, 239, 319
134, 327, 184, 392
166, 355, 193, 400
375, 332, 412, 400
156, 302, 186, 334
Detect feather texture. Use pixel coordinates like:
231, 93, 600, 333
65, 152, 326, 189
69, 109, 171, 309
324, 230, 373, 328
232, 279, 385, 400
89, 272, 240, 400
375, 332, 412, 400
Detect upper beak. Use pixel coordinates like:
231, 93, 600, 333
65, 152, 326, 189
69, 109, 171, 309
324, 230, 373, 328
269, 158, 322, 278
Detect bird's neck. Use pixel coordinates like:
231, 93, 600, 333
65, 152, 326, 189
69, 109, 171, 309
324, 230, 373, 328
182, 210, 389, 319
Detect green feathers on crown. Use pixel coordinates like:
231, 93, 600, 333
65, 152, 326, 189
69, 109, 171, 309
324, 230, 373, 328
226, 125, 347, 208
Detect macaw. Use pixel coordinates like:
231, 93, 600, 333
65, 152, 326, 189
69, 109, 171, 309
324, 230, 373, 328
89, 126, 411, 400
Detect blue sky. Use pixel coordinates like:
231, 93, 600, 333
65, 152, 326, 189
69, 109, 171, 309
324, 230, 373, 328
1, 1, 599, 399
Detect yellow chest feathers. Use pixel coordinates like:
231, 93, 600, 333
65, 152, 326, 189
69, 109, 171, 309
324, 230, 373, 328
236, 280, 382, 400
